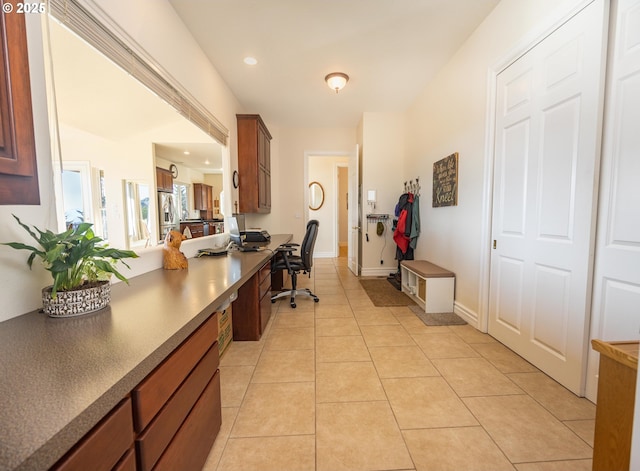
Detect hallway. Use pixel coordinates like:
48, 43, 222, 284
204, 257, 595, 471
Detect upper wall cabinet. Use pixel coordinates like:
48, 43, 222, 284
237, 114, 271, 214
0, 12, 39, 205
156, 167, 173, 193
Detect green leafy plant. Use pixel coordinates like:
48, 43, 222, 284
3, 215, 139, 298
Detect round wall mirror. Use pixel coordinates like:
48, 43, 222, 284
309, 181, 324, 210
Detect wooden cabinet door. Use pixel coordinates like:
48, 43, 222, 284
194, 183, 212, 211
156, 168, 173, 192
237, 114, 271, 213
52, 398, 134, 471
0, 11, 39, 205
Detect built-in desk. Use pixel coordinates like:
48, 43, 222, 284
0, 234, 290, 471
591, 339, 639, 471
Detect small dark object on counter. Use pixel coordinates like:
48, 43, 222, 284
197, 248, 228, 257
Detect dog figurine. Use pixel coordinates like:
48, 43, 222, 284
163, 230, 188, 270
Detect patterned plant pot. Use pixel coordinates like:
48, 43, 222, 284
42, 281, 111, 318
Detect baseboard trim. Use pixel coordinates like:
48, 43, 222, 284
314, 251, 336, 258
454, 301, 481, 330
360, 267, 396, 277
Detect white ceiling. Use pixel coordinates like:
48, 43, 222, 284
168, 0, 501, 127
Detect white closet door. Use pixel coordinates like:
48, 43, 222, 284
489, 0, 607, 394
586, 0, 640, 401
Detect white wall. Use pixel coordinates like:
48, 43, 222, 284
247, 126, 355, 245
360, 112, 405, 276
404, 0, 588, 323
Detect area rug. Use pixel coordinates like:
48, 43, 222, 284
359, 278, 416, 307
409, 305, 467, 326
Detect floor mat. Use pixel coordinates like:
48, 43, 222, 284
409, 304, 467, 326
359, 278, 415, 307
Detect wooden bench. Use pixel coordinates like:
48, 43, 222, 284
400, 260, 455, 313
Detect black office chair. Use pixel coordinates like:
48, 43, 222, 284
271, 220, 320, 308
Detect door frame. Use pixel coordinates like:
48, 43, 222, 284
304, 150, 358, 264
478, 0, 598, 333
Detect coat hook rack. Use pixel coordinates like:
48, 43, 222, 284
403, 177, 421, 196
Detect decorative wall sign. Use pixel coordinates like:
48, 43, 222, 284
432, 152, 458, 207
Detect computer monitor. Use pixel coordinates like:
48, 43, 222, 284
233, 213, 246, 234
226, 216, 243, 247
226, 216, 261, 252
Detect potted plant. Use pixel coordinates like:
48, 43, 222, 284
3, 215, 138, 317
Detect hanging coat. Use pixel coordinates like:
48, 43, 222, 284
393, 193, 414, 256
409, 194, 420, 249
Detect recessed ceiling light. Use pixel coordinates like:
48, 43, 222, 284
183, 150, 190, 155
244, 57, 258, 66
204, 160, 210, 165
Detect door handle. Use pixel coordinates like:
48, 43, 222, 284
352, 226, 360, 230
493, 240, 497, 249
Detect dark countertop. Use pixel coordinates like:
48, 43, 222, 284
0, 234, 290, 471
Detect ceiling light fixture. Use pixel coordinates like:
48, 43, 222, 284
325, 72, 349, 93
244, 57, 258, 65
183, 150, 190, 155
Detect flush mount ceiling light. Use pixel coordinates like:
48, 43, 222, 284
244, 56, 258, 65
325, 72, 349, 93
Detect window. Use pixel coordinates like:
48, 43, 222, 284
174, 182, 190, 221
61, 162, 93, 230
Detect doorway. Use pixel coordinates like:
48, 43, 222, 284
337, 165, 348, 258
306, 153, 352, 259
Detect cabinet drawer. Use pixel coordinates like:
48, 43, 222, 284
153, 371, 222, 471
259, 262, 271, 283
132, 313, 218, 432
259, 272, 271, 300
113, 448, 136, 471
53, 397, 134, 471
136, 343, 219, 471
259, 292, 272, 334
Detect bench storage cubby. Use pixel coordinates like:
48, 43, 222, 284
400, 260, 455, 313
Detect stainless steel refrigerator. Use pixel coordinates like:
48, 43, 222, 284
158, 191, 178, 241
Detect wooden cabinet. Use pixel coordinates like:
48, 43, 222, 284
156, 167, 173, 193
132, 313, 219, 432
53, 314, 222, 471
237, 114, 272, 213
180, 222, 207, 238
591, 340, 638, 471
52, 398, 134, 471
193, 183, 213, 211
232, 261, 272, 340
133, 312, 221, 471
0, 11, 39, 205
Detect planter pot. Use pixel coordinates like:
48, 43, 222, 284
42, 281, 111, 318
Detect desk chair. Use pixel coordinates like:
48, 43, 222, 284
271, 220, 320, 308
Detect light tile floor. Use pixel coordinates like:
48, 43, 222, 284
204, 257, 595, 471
